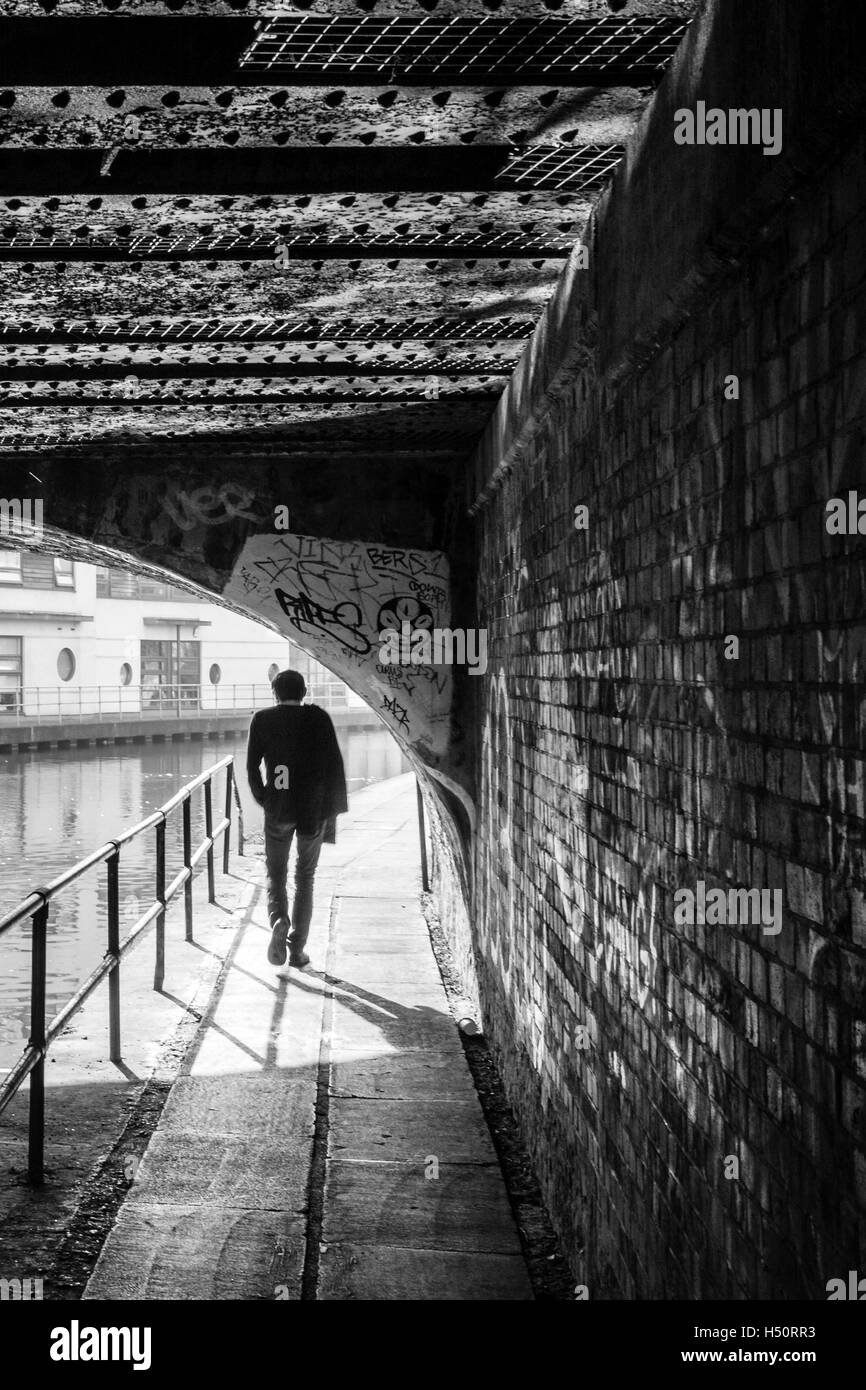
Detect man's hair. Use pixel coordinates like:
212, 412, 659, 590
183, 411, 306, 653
271, 669, 306, 702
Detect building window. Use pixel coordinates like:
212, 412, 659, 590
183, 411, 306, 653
53, 558, 75, 589
0, 636, 23, 711
96, 565, 205, 602
1, 552, 63, 590
141, 639, 200, 709
139, 576, 184, 600
120, 662, 133, 686
0, 550, 22, 585
209, 663, 222, 685
57, 648, 76, 682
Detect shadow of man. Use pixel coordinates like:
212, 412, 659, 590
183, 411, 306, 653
284, 968, 454, 1050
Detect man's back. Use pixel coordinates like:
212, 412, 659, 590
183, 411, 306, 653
246, 702, 348, 834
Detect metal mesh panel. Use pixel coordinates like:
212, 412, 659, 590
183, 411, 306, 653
240, 16, 688, 82
497, 143, 624, 192
0, 231, 573, 258
0, 317, 536, 344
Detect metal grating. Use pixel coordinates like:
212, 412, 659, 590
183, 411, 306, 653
0, 230, 573, 260
0, 356, 520, 378
240, 16, 689, 82
497, 143, 624, 192
0, 317, 536, 344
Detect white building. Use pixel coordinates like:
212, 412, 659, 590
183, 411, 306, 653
0, 550, 366, 719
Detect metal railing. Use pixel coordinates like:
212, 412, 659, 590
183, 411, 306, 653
0, 755, 244, 1184
0, 681, 351, 722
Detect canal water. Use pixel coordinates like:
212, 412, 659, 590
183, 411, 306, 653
0, 724, 409, 1062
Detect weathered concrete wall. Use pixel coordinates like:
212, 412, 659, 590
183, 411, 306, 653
457, 0, 866, 1297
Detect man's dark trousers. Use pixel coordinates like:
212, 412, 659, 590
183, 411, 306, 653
264, 811, 326, 951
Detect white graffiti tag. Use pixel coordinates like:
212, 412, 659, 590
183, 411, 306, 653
163, 483, 263, 532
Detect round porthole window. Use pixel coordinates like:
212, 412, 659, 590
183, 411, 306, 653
268, 662, 279, 681
209, 663, 222, 685
57, 648, 76, 682
120, 662, 133, 686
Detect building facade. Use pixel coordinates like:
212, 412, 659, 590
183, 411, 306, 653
0, 551, 364, 719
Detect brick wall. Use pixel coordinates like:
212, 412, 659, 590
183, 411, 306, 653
453, 3, 866, 1299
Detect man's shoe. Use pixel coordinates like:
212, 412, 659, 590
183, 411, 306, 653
267, 917, 290, 966
289, 947, 310, 969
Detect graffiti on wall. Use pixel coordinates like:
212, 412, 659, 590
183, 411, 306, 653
163, 483, 266, 532
223, 533, 452, 755
478, 668, 517, 1000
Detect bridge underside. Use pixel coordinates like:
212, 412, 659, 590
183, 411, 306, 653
0, 0, 694, 807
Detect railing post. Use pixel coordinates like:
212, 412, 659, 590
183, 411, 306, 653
204, 777, 216, 904
223, 761, 234, 873
28, 900, 48, 1186
416, 779, 430, 893
183, 795, 193, 942
232, 773, 245, 858
107, 849, 121, 1063
154, 818, 166, 991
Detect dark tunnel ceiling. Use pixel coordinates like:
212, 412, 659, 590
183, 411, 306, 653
0, 0, 697, 465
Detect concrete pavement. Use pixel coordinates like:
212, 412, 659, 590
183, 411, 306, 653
84, 773, 533, 1301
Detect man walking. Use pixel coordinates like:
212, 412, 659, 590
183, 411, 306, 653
246, 669, 348, 968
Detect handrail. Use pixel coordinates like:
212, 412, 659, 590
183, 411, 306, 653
0, 681, 352, 723
0, 755, 240, 1184
0, 891, 43, 938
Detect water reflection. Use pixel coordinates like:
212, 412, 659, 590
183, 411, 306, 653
0, 725, 408, 1059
